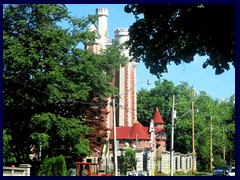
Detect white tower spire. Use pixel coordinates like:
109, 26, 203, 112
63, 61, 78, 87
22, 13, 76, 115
114, 28, 137, 127
96, 8, 111, 50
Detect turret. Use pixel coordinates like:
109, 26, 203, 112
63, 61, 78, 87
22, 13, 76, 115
96, 8, 108, 47
114, 28, 130, 58
114, 28, 129, 43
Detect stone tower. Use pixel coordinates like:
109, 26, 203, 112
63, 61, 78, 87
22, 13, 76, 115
86, 8, 112, 54
96, 8, 112, 50
114, 28, 137, 127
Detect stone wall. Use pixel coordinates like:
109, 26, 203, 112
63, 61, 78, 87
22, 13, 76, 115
3, 164, 31, 176
135, 149, 144, 172
160, 151, 194, 174
161, 151, 171, 174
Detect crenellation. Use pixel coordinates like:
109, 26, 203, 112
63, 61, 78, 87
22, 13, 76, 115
96, 8, 108, 17
114, 28, 129, 37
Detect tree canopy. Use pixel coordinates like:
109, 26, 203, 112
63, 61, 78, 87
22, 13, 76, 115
124, 4, 235, 78
3, 4, 127, 165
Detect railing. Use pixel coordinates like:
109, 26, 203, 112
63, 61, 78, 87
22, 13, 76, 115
3, 164, 31, 176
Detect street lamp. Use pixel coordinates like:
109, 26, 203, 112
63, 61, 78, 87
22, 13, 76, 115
118, 79, 151, 97
112, 79, 151, 176
210, 115, 213, 173
192, 90, 196, 175
222, 127, 227, 163
113, 97, 117, 176
170, 95, 176, 176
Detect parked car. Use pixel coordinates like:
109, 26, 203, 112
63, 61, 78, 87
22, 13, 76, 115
213, 166, 230, 176
137, 170, 148, 176
228, 167, 235, 176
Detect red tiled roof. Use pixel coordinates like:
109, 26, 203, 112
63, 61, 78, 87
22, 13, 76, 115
152, 107, 165, 124
154, 128, 166, 133
110, 120, 150, 140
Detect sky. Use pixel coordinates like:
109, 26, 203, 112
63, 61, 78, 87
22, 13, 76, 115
65, 4, 235, 100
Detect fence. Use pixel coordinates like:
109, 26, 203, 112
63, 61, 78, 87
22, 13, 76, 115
3, 164, 31, 176
161, 151, 195, 174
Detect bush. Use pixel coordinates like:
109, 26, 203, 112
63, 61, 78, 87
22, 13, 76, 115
119, 147, 136, 173
3, 129, 16, 165
38, 155, 67, 176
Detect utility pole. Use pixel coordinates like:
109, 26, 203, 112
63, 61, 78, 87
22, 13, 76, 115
210, 115, 213, 173
113, 97, 118, 176
111, 80, 150, 176
192, 90, 196, 175
222, 126, 226, 163
170, 95, 175, 176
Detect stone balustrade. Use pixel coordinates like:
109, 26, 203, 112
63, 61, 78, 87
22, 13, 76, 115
3, 164, 31, 176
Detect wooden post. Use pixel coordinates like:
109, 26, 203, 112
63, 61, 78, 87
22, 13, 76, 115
192, 90, 196, 175
210, 115, 213, 173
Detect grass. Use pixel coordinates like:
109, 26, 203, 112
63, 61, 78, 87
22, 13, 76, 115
154, 171, 211, 176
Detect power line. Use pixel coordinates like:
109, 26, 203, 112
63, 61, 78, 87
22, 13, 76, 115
13, 79, 48, 94
10, 79, 110, 106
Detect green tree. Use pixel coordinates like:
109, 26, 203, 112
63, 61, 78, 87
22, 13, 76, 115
3, 4, 127, 165
124, 4, 235, 78
38, 155, 67, 176
210, 97, 235, 167
137, 89, 152, 125
3, 129, 16, 165
30, 113, 91, 160
120, 147, 136, 173
137, 79, 174, 127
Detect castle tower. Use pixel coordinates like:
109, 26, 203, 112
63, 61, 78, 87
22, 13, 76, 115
114, 28, 137, 127
96, 8, 108, 39
86, 8, 112, 54
96, 8, 112, 50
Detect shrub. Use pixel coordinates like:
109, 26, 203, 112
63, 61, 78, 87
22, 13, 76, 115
38, 155, 67, 176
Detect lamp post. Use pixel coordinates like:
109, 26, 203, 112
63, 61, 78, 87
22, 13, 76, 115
170, 95, 175, 176
222, 127, 227, 163
118, 79, 151, 97
210, 115, 213, 173
192, 90, 196, 175
113, 97, 118, 176
112, 79, 151, 176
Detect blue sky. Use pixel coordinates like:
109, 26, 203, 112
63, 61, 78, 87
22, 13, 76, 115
65, 4, 235, 100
